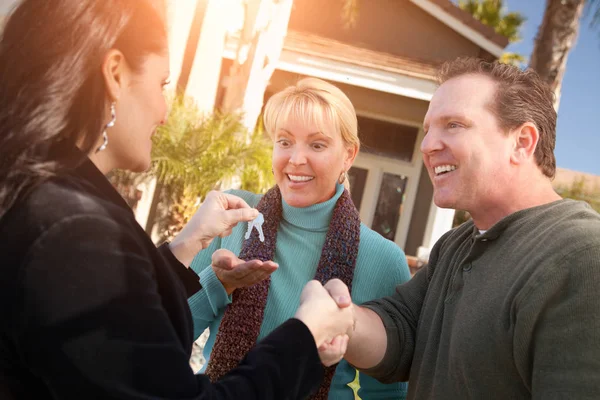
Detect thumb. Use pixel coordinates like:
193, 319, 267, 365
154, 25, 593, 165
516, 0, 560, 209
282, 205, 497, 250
324, 279, 352, 308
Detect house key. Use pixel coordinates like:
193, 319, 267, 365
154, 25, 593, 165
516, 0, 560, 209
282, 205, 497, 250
245, 212, 265, 242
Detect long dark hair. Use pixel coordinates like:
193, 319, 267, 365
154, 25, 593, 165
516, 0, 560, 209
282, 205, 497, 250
0, 0, 167, 219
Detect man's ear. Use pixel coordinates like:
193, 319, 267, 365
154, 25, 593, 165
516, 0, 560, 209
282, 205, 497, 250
101, 49, 127, 102
511, 122, 539, 166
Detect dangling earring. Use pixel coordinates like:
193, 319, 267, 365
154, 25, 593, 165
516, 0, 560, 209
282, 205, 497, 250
96, 102, 117, 153
338, 171, 346, 185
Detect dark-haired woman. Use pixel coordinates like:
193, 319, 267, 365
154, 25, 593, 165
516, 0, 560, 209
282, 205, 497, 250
0, 1, 353, 399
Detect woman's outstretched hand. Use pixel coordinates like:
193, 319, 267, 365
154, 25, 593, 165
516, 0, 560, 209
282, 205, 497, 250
211, 249, 278, 295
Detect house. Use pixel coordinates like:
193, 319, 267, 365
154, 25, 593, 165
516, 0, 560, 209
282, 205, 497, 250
165, 0, 509, 259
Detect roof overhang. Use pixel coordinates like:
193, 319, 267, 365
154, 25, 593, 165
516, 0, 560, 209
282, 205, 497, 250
409, 0, 507, 58
223, 32, 438, 101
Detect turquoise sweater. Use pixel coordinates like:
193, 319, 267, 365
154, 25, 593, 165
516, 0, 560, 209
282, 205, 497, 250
189, 184, 410, 399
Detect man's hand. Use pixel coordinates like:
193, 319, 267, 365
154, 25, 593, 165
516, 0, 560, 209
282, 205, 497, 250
294, 279, 354, 361
211, 249, 278, 295
169, 191, 258, 267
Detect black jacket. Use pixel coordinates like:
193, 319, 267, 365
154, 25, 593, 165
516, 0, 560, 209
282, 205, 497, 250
0, 154, 323, 399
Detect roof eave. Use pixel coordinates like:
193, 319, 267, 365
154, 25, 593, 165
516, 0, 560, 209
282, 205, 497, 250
409, 0, 509, 58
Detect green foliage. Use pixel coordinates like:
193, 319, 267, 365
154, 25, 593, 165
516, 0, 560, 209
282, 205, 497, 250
458, 0, 525, 42
239, 118, 275, 195
151, 95, 270, 199
499, 52, 527, 66
150, 94, 274, 239
555, 177, 600, 213
457, 0, 526, 66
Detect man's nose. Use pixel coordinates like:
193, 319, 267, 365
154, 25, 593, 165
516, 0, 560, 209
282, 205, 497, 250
420, 129, 443, 155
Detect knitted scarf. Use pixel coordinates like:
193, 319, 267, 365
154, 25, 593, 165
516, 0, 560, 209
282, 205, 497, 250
205, 185, 361, 399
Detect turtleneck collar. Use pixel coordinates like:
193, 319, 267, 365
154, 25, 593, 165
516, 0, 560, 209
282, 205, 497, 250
281, 183, 345, 232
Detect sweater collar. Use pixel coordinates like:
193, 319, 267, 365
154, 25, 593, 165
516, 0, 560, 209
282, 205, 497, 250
473, 198, 570, 241
281, 183, 345, 232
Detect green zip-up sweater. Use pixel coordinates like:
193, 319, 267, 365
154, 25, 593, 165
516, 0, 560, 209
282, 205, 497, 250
189, 184, 411, 399
363, 199, 600, 399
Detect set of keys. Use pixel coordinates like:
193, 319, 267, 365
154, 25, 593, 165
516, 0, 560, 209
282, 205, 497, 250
244, 212, 265, 242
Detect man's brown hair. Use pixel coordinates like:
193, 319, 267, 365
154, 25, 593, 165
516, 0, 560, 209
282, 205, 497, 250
438, 57, 557, 178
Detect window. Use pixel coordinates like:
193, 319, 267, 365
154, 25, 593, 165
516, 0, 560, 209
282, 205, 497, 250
358, 115, 419, 163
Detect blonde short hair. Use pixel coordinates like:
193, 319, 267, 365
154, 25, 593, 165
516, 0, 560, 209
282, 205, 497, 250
263, 78, 360, 151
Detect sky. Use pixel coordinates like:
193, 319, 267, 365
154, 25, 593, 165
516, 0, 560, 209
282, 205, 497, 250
503, 0, 600, 175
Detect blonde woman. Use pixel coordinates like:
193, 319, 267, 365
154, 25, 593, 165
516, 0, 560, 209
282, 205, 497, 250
189, 78, 411, 399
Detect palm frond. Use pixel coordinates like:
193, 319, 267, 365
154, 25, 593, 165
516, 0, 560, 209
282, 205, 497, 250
500, 52, 527, 67
457, 0, 526, 44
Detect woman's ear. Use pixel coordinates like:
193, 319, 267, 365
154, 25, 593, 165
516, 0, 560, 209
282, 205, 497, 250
101, 49, 127, 102
343, 144, 359, 171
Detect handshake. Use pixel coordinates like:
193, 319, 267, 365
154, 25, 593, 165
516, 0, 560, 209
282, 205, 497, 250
294, 279, 356, 367
209, 250, 359, 367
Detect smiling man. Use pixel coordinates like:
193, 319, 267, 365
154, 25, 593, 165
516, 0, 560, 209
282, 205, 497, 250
322, 57, 600, 399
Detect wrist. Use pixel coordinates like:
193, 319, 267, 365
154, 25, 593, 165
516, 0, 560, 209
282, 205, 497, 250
294, 307, 327, 347
212, 269, 235, 295
221, 279, 235, 295
169, 236, 203, 268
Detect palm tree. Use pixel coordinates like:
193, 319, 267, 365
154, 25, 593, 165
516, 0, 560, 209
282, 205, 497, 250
457, 0, 526, 65
529, 0, 599, 110
150, 95, 274, 241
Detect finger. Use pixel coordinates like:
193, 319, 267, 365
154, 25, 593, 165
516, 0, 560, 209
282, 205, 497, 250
332, 335, 347, 361
222, 207, 260, 225
300, 280, 324, 303
238, 261, 278, 274
322, 335, 345, 366
220, 192, 255, 211
340, 334, 349, 355
259, 261, 279, 272
234, 260, 264, 272
324, 278, 352, 308
318, 341, 332, 351
235, 262, 278, 284
229, 260, 269, 279
211, 249, 238, 270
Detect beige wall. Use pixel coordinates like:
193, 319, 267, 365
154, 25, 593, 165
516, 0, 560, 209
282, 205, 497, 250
553, 167, 600, 194
287, 0, 487, 63
266, 70, 430, 125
